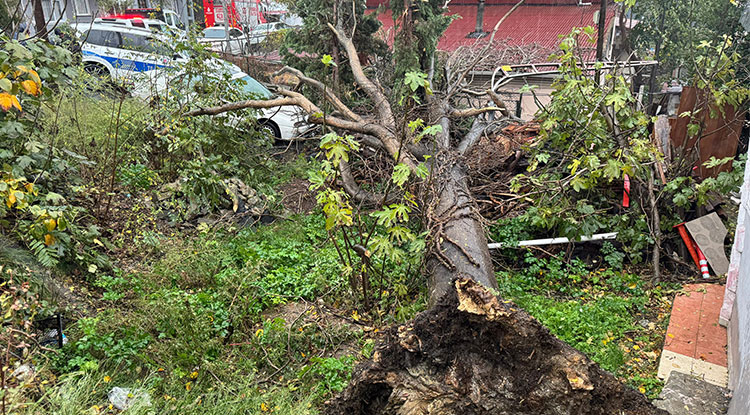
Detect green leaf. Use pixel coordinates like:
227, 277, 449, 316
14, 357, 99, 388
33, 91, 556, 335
392, 163, 410, 187
404, 71, 428, 92
569, 159, 581, 175
0, 78, 11, 92
320, 54, 336, 67
415, 162, 429, 179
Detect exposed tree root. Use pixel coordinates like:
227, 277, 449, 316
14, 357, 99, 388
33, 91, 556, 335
324, 278, 667, 415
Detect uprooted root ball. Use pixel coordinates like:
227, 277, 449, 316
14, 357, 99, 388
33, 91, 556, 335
325, 278, 667, 415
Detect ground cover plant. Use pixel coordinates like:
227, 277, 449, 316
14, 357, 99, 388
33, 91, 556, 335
1, 0, 748, 412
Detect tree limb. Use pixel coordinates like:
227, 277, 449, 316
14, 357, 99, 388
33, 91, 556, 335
447, 0, 526, 96
449, 107, 504, 118
327, 22, 396, 127
181, 88, 382, 137
339, 159, 393, 205
457, 119, 487, 154
274, 66, 363, 123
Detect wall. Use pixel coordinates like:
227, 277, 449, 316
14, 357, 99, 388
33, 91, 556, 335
723, 144, 750, 415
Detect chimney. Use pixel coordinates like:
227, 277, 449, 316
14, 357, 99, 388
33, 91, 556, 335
467, 0, 488, 38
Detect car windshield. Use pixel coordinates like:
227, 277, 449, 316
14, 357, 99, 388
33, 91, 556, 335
203, 28, 225, 38
235, 75, 272, 99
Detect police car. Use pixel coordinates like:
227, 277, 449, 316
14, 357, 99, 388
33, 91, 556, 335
72, 23, 184, 92
73, 23, 310, 140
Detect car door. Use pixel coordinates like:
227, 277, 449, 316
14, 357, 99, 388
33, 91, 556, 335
118, 32, 167, 88
229, 28, 244, 54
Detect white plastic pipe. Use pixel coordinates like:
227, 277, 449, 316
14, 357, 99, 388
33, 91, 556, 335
487, 232, 618, 250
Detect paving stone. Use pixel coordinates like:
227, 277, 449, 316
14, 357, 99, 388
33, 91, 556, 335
653, 371, 731, 415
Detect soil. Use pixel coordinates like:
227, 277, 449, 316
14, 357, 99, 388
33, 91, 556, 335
324, 278, 667, 415
280, 178, 317, 215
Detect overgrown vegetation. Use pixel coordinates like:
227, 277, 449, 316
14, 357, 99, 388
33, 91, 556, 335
1, 0, 748, 412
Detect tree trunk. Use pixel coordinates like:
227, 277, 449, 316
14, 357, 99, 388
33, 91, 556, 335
324, 278, 667, 415
32, 0, 46, 38
426, 158, 497, 305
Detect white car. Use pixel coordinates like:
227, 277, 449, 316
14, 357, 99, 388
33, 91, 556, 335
95, 17, 168, 33
198, 26, 249, 55
244, 22, 290, 45
72, 23, 185, 93
166, 71, 311, 140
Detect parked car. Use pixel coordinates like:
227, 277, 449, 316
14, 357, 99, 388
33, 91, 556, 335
164, 70, 311, 140
123, 8, 183, 31
72, 23, 185, 91
198, 26, 249, 55
244, 22, 290, 45
95, 16, 168, 33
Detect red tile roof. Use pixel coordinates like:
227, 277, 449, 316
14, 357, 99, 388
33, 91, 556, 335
367, 1, 615, 59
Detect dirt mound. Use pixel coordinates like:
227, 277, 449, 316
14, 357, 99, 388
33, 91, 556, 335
324, 278, 667, 415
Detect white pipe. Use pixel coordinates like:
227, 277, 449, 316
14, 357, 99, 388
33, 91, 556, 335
488, 232, 618, 250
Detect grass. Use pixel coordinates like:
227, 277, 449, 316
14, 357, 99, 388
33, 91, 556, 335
495, 251, 676, 399
30, 214, 367, 414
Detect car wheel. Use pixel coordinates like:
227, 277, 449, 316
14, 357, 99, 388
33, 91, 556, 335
259, 119, 281, 139
84, 63, 110, 79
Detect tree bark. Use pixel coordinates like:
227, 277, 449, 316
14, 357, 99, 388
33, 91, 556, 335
426, 157, 497, 305
32, 0, 46, 38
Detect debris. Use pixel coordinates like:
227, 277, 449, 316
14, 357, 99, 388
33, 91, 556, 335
488, 232, 618, 249
11, 364, 35, 382
325, 278, 667, 415
108, 387, 151, 410
684, 213, 729, 276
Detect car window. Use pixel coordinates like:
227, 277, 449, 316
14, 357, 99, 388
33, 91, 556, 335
101, 31, 121, 48
235, 75, 272, 98
229, 28, 242, 37
203, 28, 225, 38
120, 32, 155, 54
132, 20, 145, 28
83, 29, 105, 45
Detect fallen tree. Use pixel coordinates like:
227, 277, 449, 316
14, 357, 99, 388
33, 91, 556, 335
324, 278, 667, 415
174, 0, 532, 305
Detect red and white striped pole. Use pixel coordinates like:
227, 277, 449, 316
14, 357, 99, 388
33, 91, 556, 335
695, 246, 711, 279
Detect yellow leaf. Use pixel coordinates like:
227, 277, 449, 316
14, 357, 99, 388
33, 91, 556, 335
501, 65, 512, 72
45, 218, 57, 231
20, 79, 40, 96
24, 182, 34, 193
7, 192, 16, 208
633, 344, 640, 350
103, 375, 111, 382
185, 381, 192, 391
638, 386, 646, 394
28, 70, 41, 86
44, 233, 55, 246
255, 328, 264, 337
190, 371, 198, 379
0, 93, 21, 112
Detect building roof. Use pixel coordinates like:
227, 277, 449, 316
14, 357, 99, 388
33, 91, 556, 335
366, 0, 616, 60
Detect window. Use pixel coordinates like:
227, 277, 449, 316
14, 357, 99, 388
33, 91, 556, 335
41, 0, 63, 21
229, 28, 242, 37
82, 29, 104, 45
235, 75, 272, 99
101, 31, 121, 48
120, 33, 154, 53
74, 0, 90, 16
203, 28, 225, 38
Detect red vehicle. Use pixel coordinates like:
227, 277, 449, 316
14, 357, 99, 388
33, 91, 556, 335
202, 0, 265, 29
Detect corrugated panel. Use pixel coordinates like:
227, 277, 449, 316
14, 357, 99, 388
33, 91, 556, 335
368, 3, 614, 56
